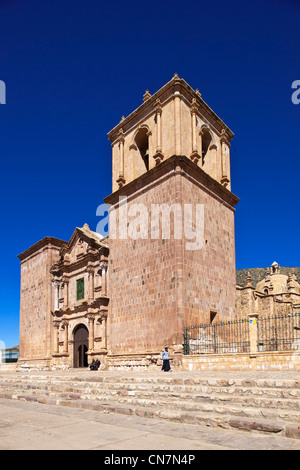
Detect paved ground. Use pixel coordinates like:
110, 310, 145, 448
0, 398, 299, 451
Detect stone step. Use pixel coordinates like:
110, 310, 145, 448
1, 371, 300, 440
1, 381, 300, 414
1, 374, 300, 396
1, 389, 300, 440
1, 383, 300, 423
1, 376, 300, 406
7, 374, 300, 389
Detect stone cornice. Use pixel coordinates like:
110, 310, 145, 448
52, 295, 109, 318
50, 252, 102, 276
104, 154, 239, 210
18, 237, 67, 262
107, 76, 234, 144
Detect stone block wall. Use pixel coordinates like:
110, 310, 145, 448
18, 238, 66, 365
105, 155, 238, 357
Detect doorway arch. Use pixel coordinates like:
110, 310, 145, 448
73, 324, 89, 368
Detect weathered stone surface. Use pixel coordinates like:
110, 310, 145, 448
228, 418, 283, 434
2, 367, 300, 440
285, 425, 300, 439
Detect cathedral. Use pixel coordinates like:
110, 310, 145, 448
18, 74, 240, 370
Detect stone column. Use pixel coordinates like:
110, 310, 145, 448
88, 315, 95, 351
53, 321, 60, 354
190, 100, 200, 164
174, 92, 181, 155
52, 280, 60, 311
100, 260, 108, 296
153, 99, 164, 165
209, 144, 218, 180
63, 278, 69, 308
192, 110, 197, 152
198, 129, 203, 166
146, 129, 152, 166
87, 267, 94, 302
116, 129, 126, 188
247, 313, 259, 356
220, 130, 230, 187
100, 311, 108, 350
63, 321, 69, 353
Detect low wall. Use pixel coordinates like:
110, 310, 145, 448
0, 363, 17, 372
182, 350, 300, 371
104, 352, 163, 370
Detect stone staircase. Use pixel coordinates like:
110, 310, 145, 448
0, 370, 300, 440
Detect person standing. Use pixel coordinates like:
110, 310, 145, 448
161, 347, 171, 371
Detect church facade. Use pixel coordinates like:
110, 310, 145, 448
236, 262, 300, 318
17, 75, 240, 370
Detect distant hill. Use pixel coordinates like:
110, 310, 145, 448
236, 267, 300, 287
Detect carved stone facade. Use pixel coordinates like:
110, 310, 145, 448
18, 225, 109, 369
49, 224, 109, 368
17, 75, 240, 370
236, 262, 300, 318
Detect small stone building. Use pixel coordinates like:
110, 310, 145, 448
17, 75, 240, 370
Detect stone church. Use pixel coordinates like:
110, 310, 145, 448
18, 74, 240, 370
236, 262, 300, 318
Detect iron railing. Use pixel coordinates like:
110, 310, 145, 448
183, 318, 250, 355
183, 312, 300, 355
257, 312, 300, 352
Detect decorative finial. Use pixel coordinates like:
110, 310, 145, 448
195, 88, 201, 97
143, 90, 151, 102
246, 272, 252, 287
172, 73, 179, 80
120, 115, 125, 122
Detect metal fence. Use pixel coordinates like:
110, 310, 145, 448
257, 312, 300, 352
183, 318, 250, 355
183, 312, 300, 355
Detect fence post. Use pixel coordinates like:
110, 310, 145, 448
183, 328, 189, 355
247, 313, 259, 356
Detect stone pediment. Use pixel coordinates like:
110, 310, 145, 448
63, 224, 108, 259
50, 224, 108, 274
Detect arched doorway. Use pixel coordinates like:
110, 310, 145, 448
73, 324, 89, 368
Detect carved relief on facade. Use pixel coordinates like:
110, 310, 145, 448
49, 224, 109, 368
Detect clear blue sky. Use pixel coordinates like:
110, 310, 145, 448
0, 0, 299, 347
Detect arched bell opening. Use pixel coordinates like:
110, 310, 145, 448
201, 127, 213, 163
135, 127, 149, 171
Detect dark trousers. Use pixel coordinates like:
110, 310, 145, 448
162, 359, 171, 371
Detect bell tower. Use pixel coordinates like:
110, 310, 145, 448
108, 73, 233, 192
104, 74, 239, 366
